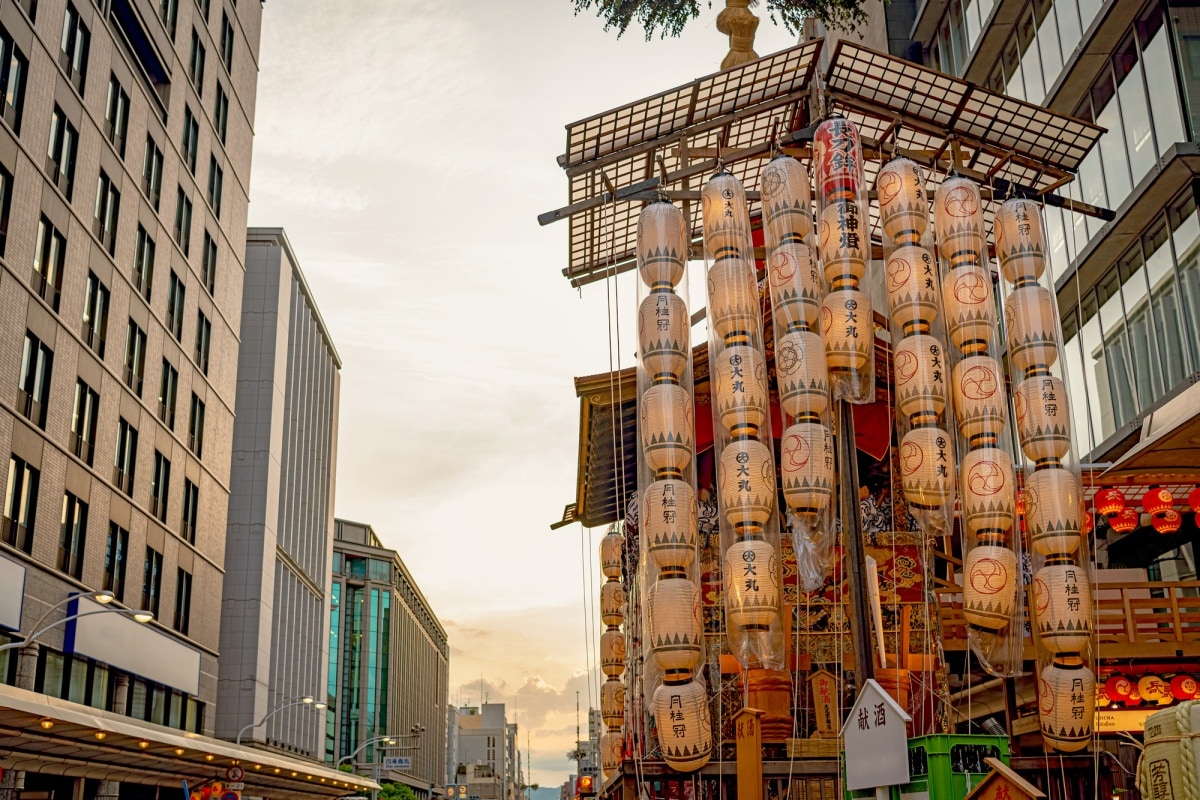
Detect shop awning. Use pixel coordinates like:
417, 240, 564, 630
0, 683, 378, 799
1104, 380, 1200, 479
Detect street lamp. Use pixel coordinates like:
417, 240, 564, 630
0, 592, 153, 653
236, 694, 327, 746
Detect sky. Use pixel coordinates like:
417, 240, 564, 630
246, 1, 800, 788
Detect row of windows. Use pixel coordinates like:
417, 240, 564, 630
161, 0, 236, 75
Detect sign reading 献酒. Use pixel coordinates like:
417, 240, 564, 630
841, 679, 912, 791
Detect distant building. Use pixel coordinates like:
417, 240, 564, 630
216, 228, 341, 759
329, 518, 449, 797
446, 702, 460, 786
457, 704, 520, 800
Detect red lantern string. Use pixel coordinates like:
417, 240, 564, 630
1153, 508, 1182, 535
1094, 487, 1126, 518
1109, 508, 1140, 534
1142, 486, 1174, 517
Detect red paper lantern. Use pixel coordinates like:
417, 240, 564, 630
1170, 675, 1198, 700
1109, 508, 1140, 534
1142, 486, 1174, 517
1104, 674, 1133, 703
1188, 486, 1200, 514
1094, 488, 1126, 518
1153, 509, 1183, 535
1082, 508, 1095, 536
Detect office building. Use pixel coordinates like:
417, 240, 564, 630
216, 227, 341, 759
455, 704, 520, 800
329, 518, 449, 798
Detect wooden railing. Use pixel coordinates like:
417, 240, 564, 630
937, 580, 1200, 658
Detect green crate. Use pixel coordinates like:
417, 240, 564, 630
844, 734, 1010, 799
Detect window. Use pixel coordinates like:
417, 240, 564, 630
207, 156, 222, 218
59, 4, 89, 94
174, 567, 192, 634
167, 271, 186, 340
113, 417, 137, 496
93, 170, 120, 255
0, 26, 28, 133
214, 85, 228, 144
104, 75, 129, 156
103, 522, 128, 601
159, 359, 178, 428
150, 451, 170, 522
175, 187, 193, 254
47, 106, 78, 199
70, 378, 99, 465
123, 320, 146, 396
201, 231, 217, 294
82, 271, 110, 357
142, 547, 162, 617
134, 225, 155, 299
18, 332, 52, 429
181, 107, 199, 173
0, 165, 11, 257
33, 217, 65, 310
194, 311, 211, 374
3, 456, 38, 553
188, 393, 205, 457
181, 478, 198, 543
58, 492, 87, 579
188, 29, 205, 96
219, 12, 233, 71
141, 135, 163, 210
159, 0, 178, 37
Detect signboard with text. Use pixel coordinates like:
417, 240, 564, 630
384, 757, 413, 771
841, 679, 912, 791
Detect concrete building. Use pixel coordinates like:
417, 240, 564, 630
216, 227, 340, 758
455, 704, 520, 800
446, 701, 460, 786
329, 518, 449, 798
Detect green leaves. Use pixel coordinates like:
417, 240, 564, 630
570, 0, 869, 39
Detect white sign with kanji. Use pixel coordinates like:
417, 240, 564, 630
840, 679, 912, 791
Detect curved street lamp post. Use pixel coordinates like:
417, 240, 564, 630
236, 695, 327, 747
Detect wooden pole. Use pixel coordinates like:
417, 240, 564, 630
838, 401, 875, 687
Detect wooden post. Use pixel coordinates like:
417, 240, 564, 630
838, 401, 875, 687
734, 708, 764, 800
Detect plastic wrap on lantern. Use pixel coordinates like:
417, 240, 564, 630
932, 175, 1025, 678
601, 527, 623, 580
702, 169, 786, 674
1037, 658, 1094, 752
652, 677, 713, 772
813, 116, 874, 403
998, 198, 1095, 752
634, 199, 708, 772
760, 155, 814, 249
600, 730, 624, 779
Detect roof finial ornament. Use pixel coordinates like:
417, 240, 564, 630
718, 0, 759, 69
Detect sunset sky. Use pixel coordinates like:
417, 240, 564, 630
246, 1, 800, 787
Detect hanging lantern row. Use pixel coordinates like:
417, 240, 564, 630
599, 527, 626, 781
1094, 485, 1200, 520
1103, 673, 1200, 705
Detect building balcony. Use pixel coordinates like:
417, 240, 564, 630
112, 466, 133, 496
82, 322, 105, 358
68, 430, 93, 466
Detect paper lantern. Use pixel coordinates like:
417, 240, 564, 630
707, 256, 759, 342
638, 291, 689, 383
601, 679, 626, 727
638, 200, 688, 290
1033, 562, 1093, 654
713, 345, 769, 438
1038, 660, 1094, 752
817, 199, 866, 286
1082, 508, 1095, 536
767, 242, 822, 334
652, 678, 712, 772
1025, 467, 1081, 557
995, 197, 1047, 284
601, 582, 626, 627
1153, 508, 1182, 535
1104, 674, 1132, 703
1094, 487, 1126, 518
876, 157, 927, 245
813, 117, 862, 200
820, 288, 871, 373
601, 531, 623, 579
960, 447, 1015, 541
893, 333, 948, 425
702, 172, 750, 259
600, 629, 626, 676
1138, 675, 1169, 705
1014, 373, 1071, 463
776, 330, 830, 420
640, 383, 693, 478
717, 439, 776, 533
646, 577, 702, 676
1109, 507, 1141, 534
1124, 687, 1142, 707
760, 155, 813, 245
943, 264, 996, 354
780, 421, 834, 520
1170, 674, 1198, 700
934, 177, 986, 268
1005, 285, 1059, 374
641, 479, 698, 572
1189, 486, 1200, 514
885, 243, 940, 333
600, 731, 623, 777
963, 544, 1018, 631
899, 427, 955, 510
725, 539, 781, 629
952, 354, 1006, 445
1142, 486, 1175, 517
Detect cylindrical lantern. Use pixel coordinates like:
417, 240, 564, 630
1005, 284, 1059, 374
1153, 509, 1183, 535
652, 679, 713, 772
601, 629, 626, 677
1104, 675, 1133, 703
1014, 373, 1071, 463
701, 172, 749, 259
818, 200, 867, 286
952, 354, 1006, 445
943, 264, 996, 354
600, 731, 623, 777
713, 344, 769, 438
767, 242, 822, 333
638, 201, 687, 290
899, 426, 955, 510
934, 177, 986, 269
960, 447, 1015, 542
724, 539, 781, 629
1110, 507, 1141, 534
780, 421, 834, 521
885, 243, 940, 334
1038, 659, 1095, 753
639, 290, 689, 384
646, 577, 702, 677
640, 383, 693, 479
893, 333, 948, 425
963, 544, 1018, 631
1094, 487, 1126, 518
601, 582, 626, 628
1169, 674, 1198, 700
1138, 675, 1169, 705
813, 117, 862, 200
876, 157, 926, 244
1025, 467, 1082, 557
820, 288, 872, 374
601, 529, 623, 579
707, 256, 759, 342
1033, 561, 1093, 654
1142, 486, 1175, 517
717, 439, 776, 534
776, 330, 830, 420
994, 197, 1047, 285
760, 155, 814, 245
642, 479, 698, 572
